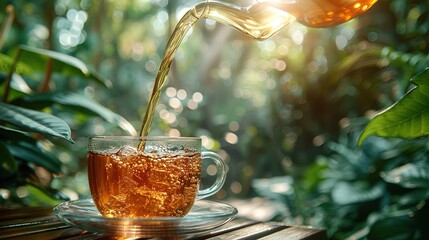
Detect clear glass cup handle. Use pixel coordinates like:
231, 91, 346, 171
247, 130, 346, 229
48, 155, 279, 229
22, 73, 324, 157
197, 151, 227, 199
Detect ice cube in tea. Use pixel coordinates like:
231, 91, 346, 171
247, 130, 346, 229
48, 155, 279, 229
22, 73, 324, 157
88, 147, 201, 218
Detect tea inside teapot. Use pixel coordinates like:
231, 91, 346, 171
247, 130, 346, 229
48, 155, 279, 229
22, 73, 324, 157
257, 0, 378, 27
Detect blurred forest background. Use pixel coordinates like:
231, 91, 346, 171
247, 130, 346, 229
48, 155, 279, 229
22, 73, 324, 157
1, 0, 429, 239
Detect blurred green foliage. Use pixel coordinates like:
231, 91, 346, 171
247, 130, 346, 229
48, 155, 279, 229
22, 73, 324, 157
1, 0, 429, 239
250, 1, 429, 239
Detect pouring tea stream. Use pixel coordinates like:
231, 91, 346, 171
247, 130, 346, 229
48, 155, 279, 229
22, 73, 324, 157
139, 0, 377, 140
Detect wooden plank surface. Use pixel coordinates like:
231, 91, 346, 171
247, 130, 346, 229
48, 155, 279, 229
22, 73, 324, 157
204, 222, 287, 240
0, 207, 327, 240
260, 226, 327, 240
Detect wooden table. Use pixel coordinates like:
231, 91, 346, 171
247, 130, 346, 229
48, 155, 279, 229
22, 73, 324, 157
0, 206, 327, 239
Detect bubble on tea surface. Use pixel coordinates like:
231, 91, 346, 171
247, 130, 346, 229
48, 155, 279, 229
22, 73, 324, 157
116, 145, 139, 156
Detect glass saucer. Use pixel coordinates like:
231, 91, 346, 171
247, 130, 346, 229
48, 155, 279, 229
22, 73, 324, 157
53, 199, 238, 238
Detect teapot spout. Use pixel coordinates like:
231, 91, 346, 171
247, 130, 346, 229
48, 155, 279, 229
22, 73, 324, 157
192, 0, 377, 40
193, 1, 296, 40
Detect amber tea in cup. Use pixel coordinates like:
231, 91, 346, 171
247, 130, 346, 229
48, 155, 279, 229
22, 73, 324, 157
87, 136, 226, 218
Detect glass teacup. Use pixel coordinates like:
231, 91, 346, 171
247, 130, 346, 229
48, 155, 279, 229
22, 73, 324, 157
87, 136, 227, 218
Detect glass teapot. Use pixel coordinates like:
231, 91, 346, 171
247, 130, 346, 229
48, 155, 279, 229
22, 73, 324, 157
192, 0, 378, 40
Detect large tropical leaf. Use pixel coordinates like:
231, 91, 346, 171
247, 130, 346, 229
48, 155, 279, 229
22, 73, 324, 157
12, 92, 137, 136
381, 163, 429, 189
358, 67, 429, 146
12, 45, 111, 88
0, 102, 74, 143
7, 142, 62, 173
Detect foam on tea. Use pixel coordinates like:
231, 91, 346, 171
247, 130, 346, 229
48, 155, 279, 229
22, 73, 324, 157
88, 146, 201, 218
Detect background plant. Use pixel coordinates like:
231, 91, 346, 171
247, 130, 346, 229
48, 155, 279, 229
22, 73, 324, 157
251, 1, 429, 239
0, 5, 135, 206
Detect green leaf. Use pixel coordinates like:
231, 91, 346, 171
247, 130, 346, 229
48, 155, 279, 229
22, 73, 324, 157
0, 74, 32, 102
13, 92, 137, 136
358, 67, 429, 147
9, 74, 33, 94
8, 142, 62, 173
0, 102, 74, 143
14, 45, 111, 88
252, 176, 294, 201
367, 211, 415, 240
398, 189, 429, 206
302, 159, 328, 192
24, 184, 62, 206
0, 142, 17, 177
0, 125, 34, 142
0, 53, 32, 74
381, 163, 429, 189
332, 182, 384, 205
